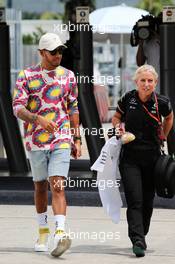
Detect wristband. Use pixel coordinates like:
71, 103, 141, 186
73, 136, 82, 144
32, 113, 38, 123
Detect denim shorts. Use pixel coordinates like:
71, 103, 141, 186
27, 148, 71, 182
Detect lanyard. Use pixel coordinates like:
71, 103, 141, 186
141, 93, 165, 146
142, 93, 161, 125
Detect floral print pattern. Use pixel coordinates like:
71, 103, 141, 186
13, 64, 79, 151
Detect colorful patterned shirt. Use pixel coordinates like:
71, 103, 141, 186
13, 64, 79, 151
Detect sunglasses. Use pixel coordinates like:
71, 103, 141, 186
46, 47, 65, 56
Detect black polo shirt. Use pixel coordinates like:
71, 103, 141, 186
116, 89, 172, 150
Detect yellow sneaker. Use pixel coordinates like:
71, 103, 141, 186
51, 230, 71, 257
34, 227, 50, 252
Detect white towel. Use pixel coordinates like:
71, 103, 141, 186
91, 137, 123, 223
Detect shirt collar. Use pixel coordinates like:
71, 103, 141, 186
135, 90, 155, 104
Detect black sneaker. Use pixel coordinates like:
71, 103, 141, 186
143, 240, 147, 250
133, 241, 145, 257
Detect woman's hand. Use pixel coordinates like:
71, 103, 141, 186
115, 123, 125, 137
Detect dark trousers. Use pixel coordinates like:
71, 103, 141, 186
119, 148, 159, 245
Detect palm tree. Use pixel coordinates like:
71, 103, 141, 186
137, 0, 174, 15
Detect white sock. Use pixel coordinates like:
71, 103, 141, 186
37, 212, 48, 228
54, 215, 65, 231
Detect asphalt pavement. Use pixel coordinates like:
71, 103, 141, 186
0, 205, 175, 264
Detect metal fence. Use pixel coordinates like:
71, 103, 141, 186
6, 8, 23, 90
0, 9, 22, 158
6, 10, 65, 89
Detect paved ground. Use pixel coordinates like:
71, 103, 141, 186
0, 205, 175, 264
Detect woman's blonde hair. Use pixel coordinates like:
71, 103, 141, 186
133, 64, 158, 81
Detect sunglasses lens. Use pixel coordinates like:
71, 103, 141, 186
49, 47, 65, 56
50, 49, 57, 56
58, 48, 64, 55
58, 47, 65, 55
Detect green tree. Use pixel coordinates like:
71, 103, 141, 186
0, 0, 5, 7
40, 12, 63, 20
137, 0, 174, 15
23, 27, 46, 45
22, 12, 40, 19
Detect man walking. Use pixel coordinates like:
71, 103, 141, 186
13, 33, 81, 257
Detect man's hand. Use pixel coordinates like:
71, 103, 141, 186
16, 108, 58, 134
71, 142, 81, 159
74, 141, 81, 159
36, 115, 58, 133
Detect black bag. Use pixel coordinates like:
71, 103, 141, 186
154, 153, 175, 198
142, 92, 175, 198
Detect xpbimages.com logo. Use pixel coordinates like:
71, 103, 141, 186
54, 127, 119, 139
53, 21, 123, 35
56, 73, 120, 86
53, 178, 121, 191
65, 230, 121, 243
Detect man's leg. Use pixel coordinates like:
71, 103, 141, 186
49, 176, 67, 232
49, 176, 66, 216
33, 181, 50, 252
49, 176, 71, 257
34, 180, 48, 213
48, 149, 71, 257
28, 150, 50, 252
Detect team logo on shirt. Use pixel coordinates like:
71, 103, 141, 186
129, 97, 137, 109
129, 106, 136, 109
168, 101, 171, 111
150, 103, 156, 114
129, 98, 137, 105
